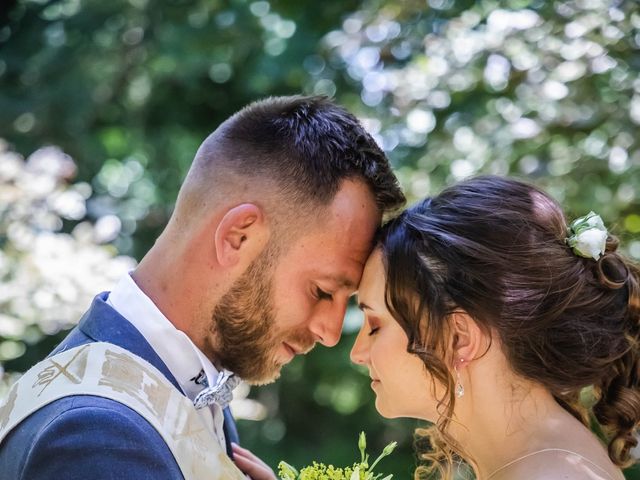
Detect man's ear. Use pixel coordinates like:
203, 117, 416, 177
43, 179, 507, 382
214, 203, 268, 268
449, 311, 486, 369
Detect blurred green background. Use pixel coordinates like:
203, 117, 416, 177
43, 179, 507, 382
1, 0, 639, 478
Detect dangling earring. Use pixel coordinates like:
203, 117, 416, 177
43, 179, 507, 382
454, 359, 465, 398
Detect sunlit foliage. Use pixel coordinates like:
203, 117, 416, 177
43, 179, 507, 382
1, 0, 638, 478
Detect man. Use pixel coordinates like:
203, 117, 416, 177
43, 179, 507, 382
0, 96, 405, 479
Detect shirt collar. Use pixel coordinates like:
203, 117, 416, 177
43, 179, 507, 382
106, 273, 221, 401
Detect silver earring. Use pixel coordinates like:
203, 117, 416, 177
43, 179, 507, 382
454, 359, 465, 398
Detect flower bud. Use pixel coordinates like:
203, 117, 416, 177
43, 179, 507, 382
358, 431, 366, 453
382, 441, 397, 457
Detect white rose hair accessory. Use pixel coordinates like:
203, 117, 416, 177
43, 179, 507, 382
565, 211, 609, 260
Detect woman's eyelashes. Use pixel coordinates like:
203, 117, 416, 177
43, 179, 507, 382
367, 318, 380, 336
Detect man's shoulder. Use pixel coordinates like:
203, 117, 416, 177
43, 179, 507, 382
18, 393, 162, 432
0, 395, 183, 479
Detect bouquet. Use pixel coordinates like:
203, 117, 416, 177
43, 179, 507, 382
277, 432, 397, 480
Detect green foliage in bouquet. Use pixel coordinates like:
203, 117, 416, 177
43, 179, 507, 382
278, 432, 397, 480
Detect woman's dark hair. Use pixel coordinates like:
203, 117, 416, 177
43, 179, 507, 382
379, 175, 640, 478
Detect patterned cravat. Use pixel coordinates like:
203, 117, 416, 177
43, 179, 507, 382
192, 369, 241, 410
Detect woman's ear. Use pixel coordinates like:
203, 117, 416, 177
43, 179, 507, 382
214, 203, 269, 268
450, 311, 486, 368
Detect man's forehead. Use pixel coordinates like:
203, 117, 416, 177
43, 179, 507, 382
295, 224, 375, 262
285, 215, 375, 290
317, 273, 358, 290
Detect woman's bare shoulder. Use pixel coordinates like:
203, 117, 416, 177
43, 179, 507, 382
491, 449, 624, 480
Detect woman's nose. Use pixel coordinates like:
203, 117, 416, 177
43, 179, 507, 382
350, 327, 369, 365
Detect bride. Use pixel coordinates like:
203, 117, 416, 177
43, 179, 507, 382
235, 175, 640, 479
351, 175, 639, 479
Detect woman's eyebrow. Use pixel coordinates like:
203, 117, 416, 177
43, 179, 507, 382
358, 302, 372, 311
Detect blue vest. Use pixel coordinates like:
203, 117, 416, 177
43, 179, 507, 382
0, 293, 240, 480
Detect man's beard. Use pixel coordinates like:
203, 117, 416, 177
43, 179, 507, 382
208, 242, 314, 385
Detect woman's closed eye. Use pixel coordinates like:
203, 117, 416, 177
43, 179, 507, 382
366, 317, 381, 336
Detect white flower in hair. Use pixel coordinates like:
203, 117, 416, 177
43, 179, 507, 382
566, 211, 608, 260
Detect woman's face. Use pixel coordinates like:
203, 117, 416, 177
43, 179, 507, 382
351, 249, 436, 420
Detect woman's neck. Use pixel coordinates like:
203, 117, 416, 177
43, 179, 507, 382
447, 370, 589, 479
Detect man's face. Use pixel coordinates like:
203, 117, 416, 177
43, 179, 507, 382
210, 179, 381, 385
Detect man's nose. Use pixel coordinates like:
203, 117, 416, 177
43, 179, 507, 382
308, 303, 347, 347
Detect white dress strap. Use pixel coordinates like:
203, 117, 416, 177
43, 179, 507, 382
487, 448, 616, 480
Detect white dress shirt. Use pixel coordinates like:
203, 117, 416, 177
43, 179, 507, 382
106, 273, 227, 449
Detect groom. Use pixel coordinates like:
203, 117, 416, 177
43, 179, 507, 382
0, 96, 404, 479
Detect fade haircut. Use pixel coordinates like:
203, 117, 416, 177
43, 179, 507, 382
173, 95, 405, 234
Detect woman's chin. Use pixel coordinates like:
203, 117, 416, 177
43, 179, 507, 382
375, 398, 434, 421
374, 399, 403, 419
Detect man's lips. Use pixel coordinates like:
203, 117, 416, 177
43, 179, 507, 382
283, 342, 302, 360
282, 341, 315, 362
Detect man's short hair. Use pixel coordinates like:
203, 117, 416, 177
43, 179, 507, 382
189, 95, 405, 218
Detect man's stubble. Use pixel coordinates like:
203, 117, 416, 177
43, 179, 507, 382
208, 241, 314, 385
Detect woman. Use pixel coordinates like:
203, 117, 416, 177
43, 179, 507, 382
351, 175, 639, 479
